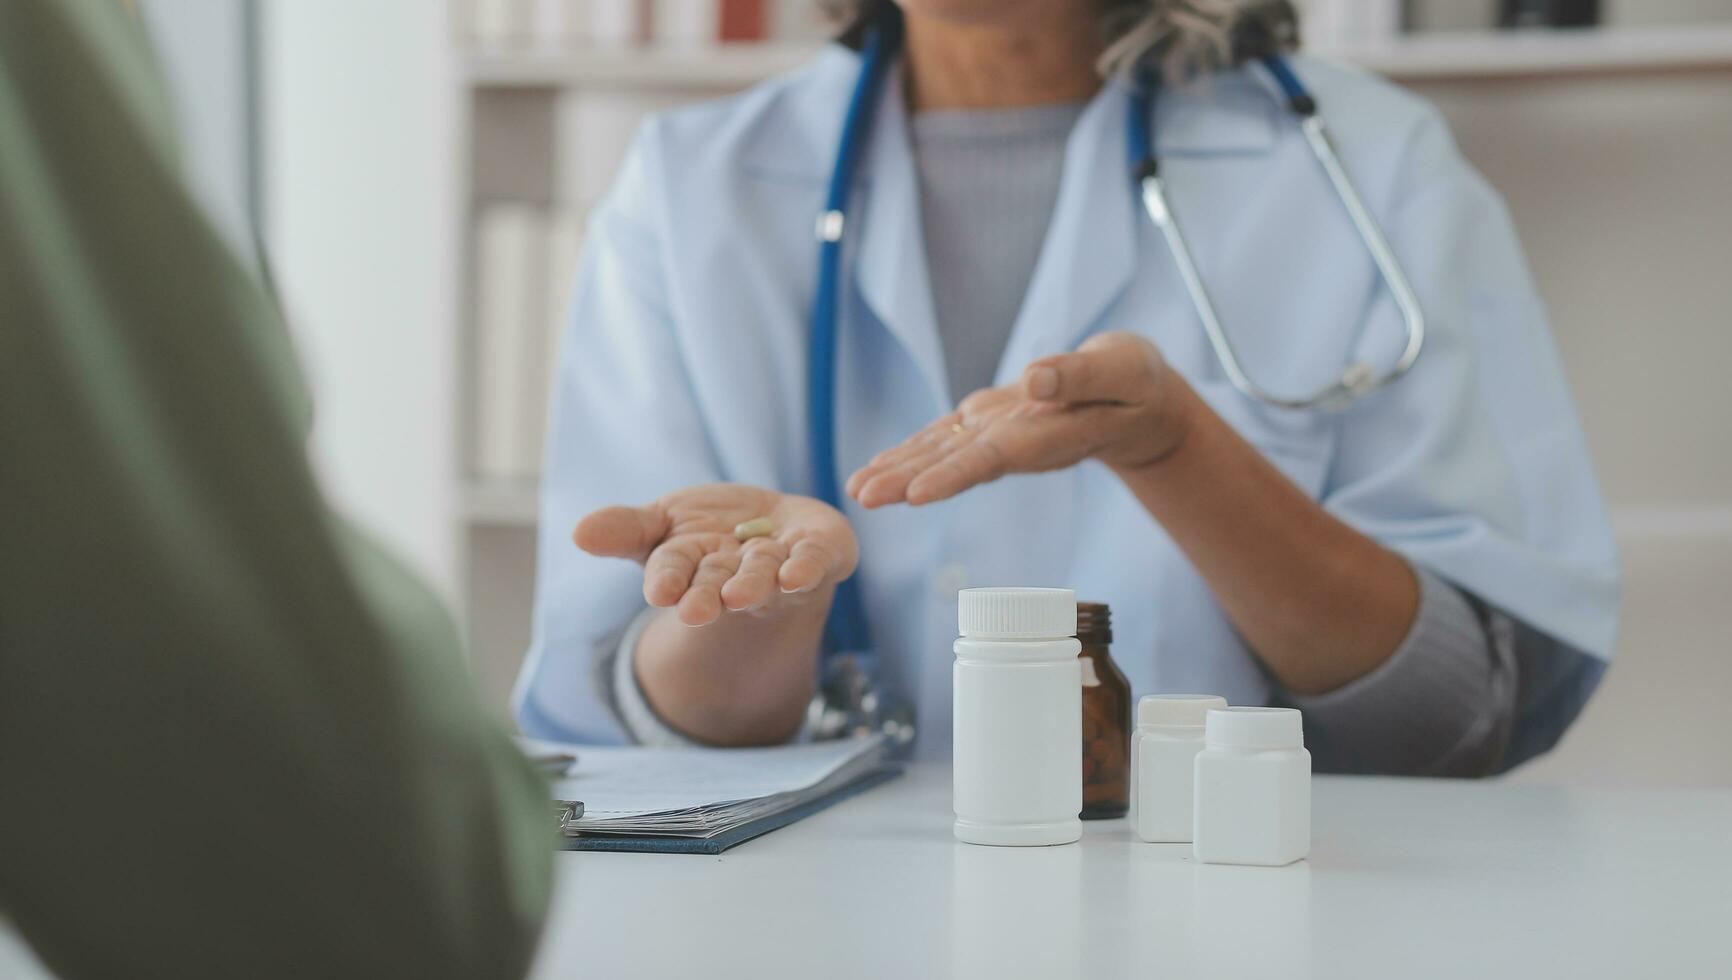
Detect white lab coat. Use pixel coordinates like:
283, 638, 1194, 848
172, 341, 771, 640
515, 47, 1619, 761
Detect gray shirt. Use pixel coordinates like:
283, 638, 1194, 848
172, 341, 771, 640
602, 100, 1592, 777
911, 102, 1086, 404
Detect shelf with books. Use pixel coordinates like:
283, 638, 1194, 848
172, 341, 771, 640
1314, 24, 1732, 81
463, 25, 1732, 92
466, 41, 822, 89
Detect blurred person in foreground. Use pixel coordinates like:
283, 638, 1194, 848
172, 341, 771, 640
0, 2, 552, 977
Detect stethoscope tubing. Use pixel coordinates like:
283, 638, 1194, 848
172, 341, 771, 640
808, 18, 903, 660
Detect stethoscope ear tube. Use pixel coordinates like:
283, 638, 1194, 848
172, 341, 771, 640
1128, 56, 1426, 411
1293, 111, 1426, 399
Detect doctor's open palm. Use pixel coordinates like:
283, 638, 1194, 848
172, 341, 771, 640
847, 331, 1189, 508
574, 484, 859, 627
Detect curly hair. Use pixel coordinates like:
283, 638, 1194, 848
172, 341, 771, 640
822, 1, 1300, 83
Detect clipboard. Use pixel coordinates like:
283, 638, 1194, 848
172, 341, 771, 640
557, 764, 902, 855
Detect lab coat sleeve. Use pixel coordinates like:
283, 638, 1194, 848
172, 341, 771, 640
0, 4, 551, 977
1315, 104, 1620, 767
514, 119, 729, 743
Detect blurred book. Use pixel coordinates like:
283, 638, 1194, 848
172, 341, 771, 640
1500, 0, 1601, 28
471, 205, 584, 483
719, 0, 772, 41
462, 0, 826, 49
653, 0, 770, 46
1404, 0, 1499, 32
468, 0, 535, 49
531, 0, 588, 49
1305, 0, 1403, 45
775, 0, 834, 42
461, 0, 647, 49
588, 0, 653, 47
473, 204, 552, 482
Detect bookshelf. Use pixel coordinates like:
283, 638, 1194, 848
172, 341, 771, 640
453, 13, 810, 706
451, 17, 1732, 708
466, 40, 819, 88
1323, 22, 1732, 79
464, 25, 1732, 91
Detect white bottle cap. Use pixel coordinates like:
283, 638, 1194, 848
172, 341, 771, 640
1137, 694, 1228, 729
1204, 707, 1305, 750
958, 588, 1077, 639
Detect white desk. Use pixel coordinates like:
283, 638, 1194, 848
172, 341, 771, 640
1, 767, 1725, 979
528, 766, 1732, 980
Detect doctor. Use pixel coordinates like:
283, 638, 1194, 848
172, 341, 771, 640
516, 0, 1619, 775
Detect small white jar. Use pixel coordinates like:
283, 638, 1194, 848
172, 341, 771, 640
1193, 707, 1311, 867
953, 587, 1082, 847
1133, 694, 1227, 843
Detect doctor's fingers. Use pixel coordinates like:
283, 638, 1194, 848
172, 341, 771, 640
779, 538, 849, 595
906, 411, 1099, 505
677, 551, 741, 626
643, 535, 721, 607
846, 417, 959, 492
846, 415, 973, 499
904, 438, 1011, 506
721, 539, 787, 612
574, 504, 673, 561
1024, 333, 1159, 405
851, 436, 970, 508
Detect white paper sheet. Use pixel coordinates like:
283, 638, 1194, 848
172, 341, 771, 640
525, 736, 888, 837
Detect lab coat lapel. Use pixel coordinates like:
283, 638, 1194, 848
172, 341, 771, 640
999, 83, 1141, 380
1003, 75, 1280, 378
852, 66, 950, 411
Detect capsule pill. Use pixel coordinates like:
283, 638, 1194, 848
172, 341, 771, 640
733, 517, 774, 541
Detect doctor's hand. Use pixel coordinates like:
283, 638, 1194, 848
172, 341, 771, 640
847, 332, 1195, 508
574, 484, 858, 627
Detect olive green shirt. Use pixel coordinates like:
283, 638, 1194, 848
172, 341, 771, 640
0, 3, 552, 977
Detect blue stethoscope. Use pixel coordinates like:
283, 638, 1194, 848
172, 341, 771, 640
805, 15, 1427, 744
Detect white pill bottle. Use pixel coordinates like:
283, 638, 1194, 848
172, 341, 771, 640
1134, 693, 1228, 843
953, 587, 1082, 846
1193, 707, 1311, 866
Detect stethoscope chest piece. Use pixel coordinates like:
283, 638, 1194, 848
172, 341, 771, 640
808, 654, 917, 746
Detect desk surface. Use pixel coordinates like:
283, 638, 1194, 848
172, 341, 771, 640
528, 766, 1732, 980
1, 767, 1725, 979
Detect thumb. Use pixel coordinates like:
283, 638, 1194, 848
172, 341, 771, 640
573, 504, 670, 562
1023, 332, 1158, 404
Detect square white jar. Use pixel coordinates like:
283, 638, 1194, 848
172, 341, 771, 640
1133, 694, 1226, 843
1192, 707, 1310, 867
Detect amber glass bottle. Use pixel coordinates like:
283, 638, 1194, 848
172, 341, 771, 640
1078, 602, 1131, 819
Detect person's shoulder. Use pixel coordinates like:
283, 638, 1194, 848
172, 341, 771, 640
1281, 53, 1443, 131
1278, 54, 1465, 194
637, 45, 856, 185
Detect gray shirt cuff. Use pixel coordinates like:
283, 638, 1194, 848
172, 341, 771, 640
604, 608, 817, 748
606, 608, 701, 747
1286, 563, 1518, 776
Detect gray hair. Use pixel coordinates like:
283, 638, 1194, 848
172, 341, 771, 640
824, 2, 1299, 84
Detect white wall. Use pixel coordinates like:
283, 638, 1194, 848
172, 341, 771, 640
1406, 68, 1732, 787
138, 0, 257, 266
261, 0, 461, 597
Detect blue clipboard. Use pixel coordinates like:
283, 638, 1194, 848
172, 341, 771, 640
557, 764, 902, 855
